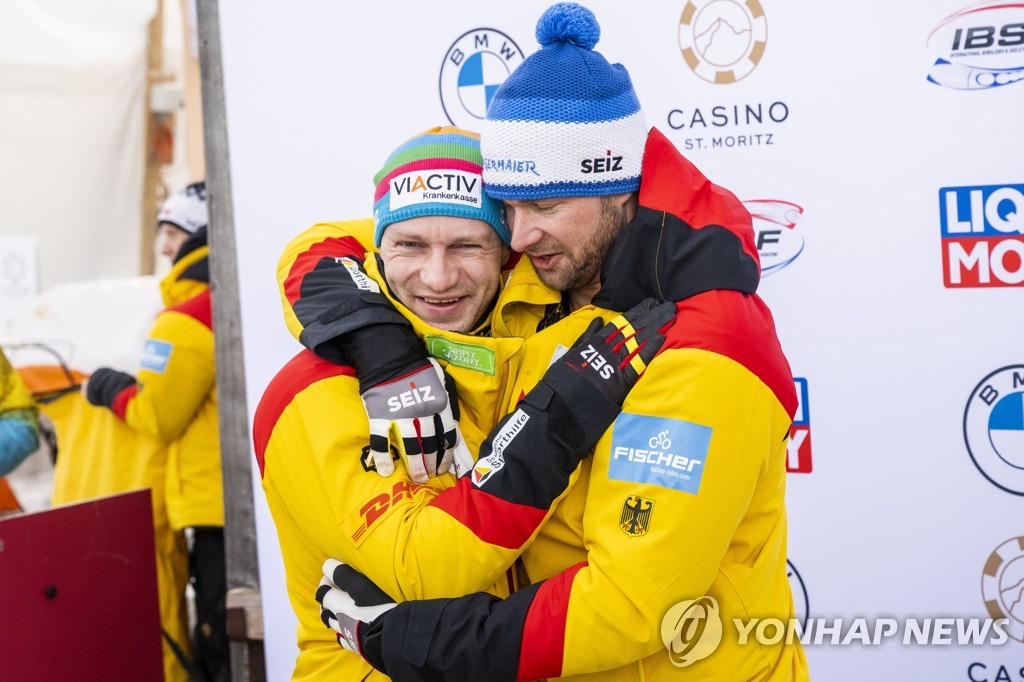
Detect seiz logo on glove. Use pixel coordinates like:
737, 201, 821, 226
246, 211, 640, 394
386, 383, 435, 412
360, 358, 469, 484
555, 298, 677, 407
577, 344, 615, 380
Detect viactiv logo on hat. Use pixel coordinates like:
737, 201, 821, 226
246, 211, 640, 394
439, 29, 525, 129
926, 2, 1024, 90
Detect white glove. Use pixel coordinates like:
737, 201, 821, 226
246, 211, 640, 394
359, 358, 462, 484
316, 558, 396, 654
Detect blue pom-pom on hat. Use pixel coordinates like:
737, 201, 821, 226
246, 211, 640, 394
536, 2, 600, 49
482, 3, 648, 201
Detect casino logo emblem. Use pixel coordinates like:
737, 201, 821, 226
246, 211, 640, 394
678, 0, 768, 84
964, 366, 1024, 496
787, 559, 810, 631
620, 495, 655, 537
439, 28, 525, 129
982, 537, 1024, 642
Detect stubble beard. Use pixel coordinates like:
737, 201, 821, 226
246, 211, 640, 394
531, 197, 628, 293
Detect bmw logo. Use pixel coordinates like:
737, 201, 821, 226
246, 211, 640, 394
439, 28, 524, 129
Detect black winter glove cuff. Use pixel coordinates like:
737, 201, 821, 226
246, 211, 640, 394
85, 368, 137, 409
523, 363, 623, 458
358, 617, 387, 674
335, 322, 431, 392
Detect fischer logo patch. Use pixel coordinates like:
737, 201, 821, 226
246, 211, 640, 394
140, 339, 173, 373
608, 413, 712, 495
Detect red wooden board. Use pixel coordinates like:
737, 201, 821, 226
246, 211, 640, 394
0, 489, 163, 681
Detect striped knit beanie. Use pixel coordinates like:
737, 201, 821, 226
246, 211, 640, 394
481, 3, 647, 200
372, 126, 509, 246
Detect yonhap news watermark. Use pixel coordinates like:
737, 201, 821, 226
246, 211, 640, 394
660, 596, 1011, 668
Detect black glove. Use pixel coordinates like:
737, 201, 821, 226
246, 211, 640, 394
470, 298, 676, 500
551, 297, 676, 407
521, 296, 677, 450
84, 368, 137, 409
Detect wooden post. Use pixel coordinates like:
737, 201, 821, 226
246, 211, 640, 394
140, 0, 164, 276
194, 2, 264, 680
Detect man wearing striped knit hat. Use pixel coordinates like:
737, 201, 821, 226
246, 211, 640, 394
255, 125, 666, 681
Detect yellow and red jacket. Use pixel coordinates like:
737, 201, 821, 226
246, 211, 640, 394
257, 223, 524, 680
272, 130, 809, 680
367, 129, 810, 681
88, 240, 222, 531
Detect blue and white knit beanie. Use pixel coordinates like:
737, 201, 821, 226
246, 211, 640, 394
481, 3, 647, 200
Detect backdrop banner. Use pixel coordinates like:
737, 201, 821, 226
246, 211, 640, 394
218, 2, 1024, 679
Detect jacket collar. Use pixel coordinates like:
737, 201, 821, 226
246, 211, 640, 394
592, 127, 760, 312
160, 242, 210, 307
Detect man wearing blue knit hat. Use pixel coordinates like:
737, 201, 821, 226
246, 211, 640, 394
311, 4, 809, 680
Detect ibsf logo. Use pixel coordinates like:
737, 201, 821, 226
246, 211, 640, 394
744, 199, 805, 277
439, 29, 524, 129
787, 378, 813, 474
982, 537, 1024, 643
964, 366, 1024, 495
926, 2, 1024, 90
940, 184, 1024, 287
678, 0, 767, 84
660, 596, 724, 667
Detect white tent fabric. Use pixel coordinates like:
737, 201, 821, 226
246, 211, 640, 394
0, 0, 157, 291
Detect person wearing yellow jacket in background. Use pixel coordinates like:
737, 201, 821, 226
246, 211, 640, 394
45, 188, 211, 681
85, 181, 228, 682
0, 347, 40, 477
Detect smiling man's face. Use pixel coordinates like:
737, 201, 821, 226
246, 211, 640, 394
379, 215, 508, 333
